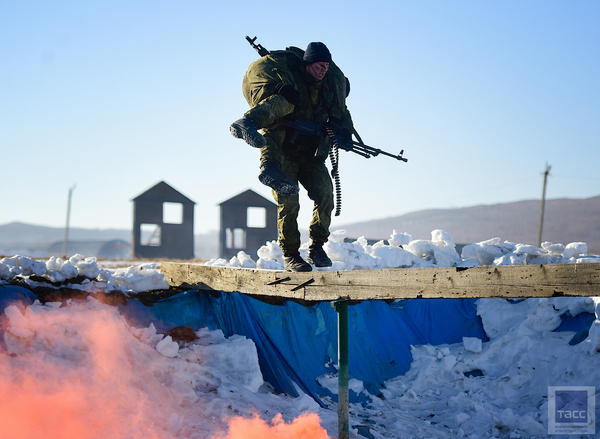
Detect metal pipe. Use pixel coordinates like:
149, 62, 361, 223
335, 301, 349, 439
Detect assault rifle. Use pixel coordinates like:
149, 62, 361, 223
246, 36, 269, 57
272, 118, 408, 162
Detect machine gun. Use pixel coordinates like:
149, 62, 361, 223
271, 118, 407, 217
272, 118, 408, 162
246, 36, 269, 57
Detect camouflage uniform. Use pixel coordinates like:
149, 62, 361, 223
241, 46, 353, 255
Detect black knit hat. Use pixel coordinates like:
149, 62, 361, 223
303, 42, 332, 65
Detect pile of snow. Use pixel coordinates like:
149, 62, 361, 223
205, 229, 599, 270
370, 296, 600, 438
0, 253, 168, 292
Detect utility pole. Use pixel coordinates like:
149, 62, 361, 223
62, 184, 76, 257
537, 163, 551, 247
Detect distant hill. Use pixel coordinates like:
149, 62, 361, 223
0, 222, 132, 248
337, 195, 600, 254
0, 222, 218, 260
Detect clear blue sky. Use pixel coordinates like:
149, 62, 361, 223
2, 1, 599, 235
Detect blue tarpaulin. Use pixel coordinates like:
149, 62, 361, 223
117, 291, 492, 402
0, 285, 38, 353
1, 284, 492, 405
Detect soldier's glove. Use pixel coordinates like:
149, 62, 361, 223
274, 83, 300, 106
330, 128, 352, 151
338, 128, 352, 144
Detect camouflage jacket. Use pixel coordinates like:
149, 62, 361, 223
242, 46, 353, 131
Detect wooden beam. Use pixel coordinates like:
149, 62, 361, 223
160, 262, 600, 301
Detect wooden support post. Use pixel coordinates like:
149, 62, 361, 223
335, 301, 349, 439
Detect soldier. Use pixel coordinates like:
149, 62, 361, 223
230, 42, 353, 272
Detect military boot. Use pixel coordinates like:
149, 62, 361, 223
283, 253, 312, 272
229, 117, 266, 148
307, 241, 333, 267
258, 160, 300, 196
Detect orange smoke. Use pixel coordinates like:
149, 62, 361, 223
0, 300, 174, 439
0, 373, 89, 439
0, 367, 163, 439
0, 299, 333, 439
217, 413, 333, 439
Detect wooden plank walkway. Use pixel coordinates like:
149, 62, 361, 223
161, 262, 600, 300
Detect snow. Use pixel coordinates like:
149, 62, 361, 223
205, 229, 600, 271
156, 335, 180, 358
1, 229, 600, 438
463, 337, 483, 354
0, 253, 169, 292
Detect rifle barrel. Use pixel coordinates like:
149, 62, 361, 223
347, 141, 408, 162
343, 145, 371, 159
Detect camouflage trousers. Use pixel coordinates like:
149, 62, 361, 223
273, 157, 334, 255
261, 128, 334, 255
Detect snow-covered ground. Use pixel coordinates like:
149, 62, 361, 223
1, 229, 599, 439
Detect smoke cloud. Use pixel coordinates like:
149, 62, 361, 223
217, 413, 332, 439
0, 297, 332, 439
